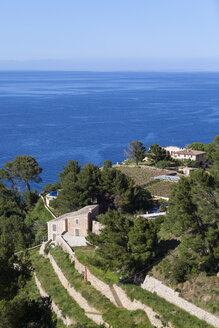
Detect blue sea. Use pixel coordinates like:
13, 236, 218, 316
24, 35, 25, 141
0, 71, 218, 190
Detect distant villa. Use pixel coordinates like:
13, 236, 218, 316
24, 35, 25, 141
164, 146, 206, 165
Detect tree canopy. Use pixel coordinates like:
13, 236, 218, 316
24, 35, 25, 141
164, 169, 219, 278
0, 234, 56, 328
51, 160, 152, 214
87, 210, 158, 278
146, 143, 167, 163
0, 180, 55, 327
102, 160, 112, 168
211, 135, 219, 186
125, 141, 146, 165
0, 155, 42, 192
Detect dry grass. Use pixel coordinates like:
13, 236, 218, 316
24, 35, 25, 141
179, 275, 219, 315
145, 179, 173, 197
151, 250, 219, 316
117, 166, 173, 185
117, 166, 174, 197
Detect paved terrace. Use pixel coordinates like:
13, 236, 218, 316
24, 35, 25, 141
63, 233, 88, 247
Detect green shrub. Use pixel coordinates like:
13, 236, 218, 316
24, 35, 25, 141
155, 160, 171, 169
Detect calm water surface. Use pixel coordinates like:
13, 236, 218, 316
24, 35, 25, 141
0, 71, 218, 190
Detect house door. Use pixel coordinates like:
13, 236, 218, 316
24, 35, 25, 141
75, 229, 80, 236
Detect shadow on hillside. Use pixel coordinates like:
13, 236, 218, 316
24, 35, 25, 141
157, 238, 180, 259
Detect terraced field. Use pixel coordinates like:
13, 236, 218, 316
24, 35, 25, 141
116, 166, 173, 196
73, 248, 214, 328
30, 250, 100, 328
30, 244, 216, 328
50, 246, 152, 328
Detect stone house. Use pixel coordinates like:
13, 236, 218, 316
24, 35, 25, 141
165, 147, 206, 165
47, 204, 102, 246
170, 149, 206, 164
164, 146, 185, 156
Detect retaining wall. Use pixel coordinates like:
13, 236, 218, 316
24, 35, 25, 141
54, 237, 219, 328
142, 275, 219, 328
113, 284, 164, 328
46, 251, 105, 326
34, 273, 72, 326
55, 236, 117, 305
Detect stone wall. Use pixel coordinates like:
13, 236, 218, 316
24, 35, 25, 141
34, 273, 72, 326
55, 236, 117, 305
142, 275, 219, 328
46, 252, 106, 326
68, 213, 89, 237
54, 237, 219, 328
92, 220, 104, 235
112, 284, 164, 328
48, 219, 66, 241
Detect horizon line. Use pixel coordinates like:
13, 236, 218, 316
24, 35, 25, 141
1, 68, 219, 73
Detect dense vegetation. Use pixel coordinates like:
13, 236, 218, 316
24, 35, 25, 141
0, 156, 57, 327
50, 160, 152, 214
87, 210, 159, 280
163, 169, 219, 281
0, 233, 56, 327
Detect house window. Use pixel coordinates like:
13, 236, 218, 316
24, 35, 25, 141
75, 219, 79, 224
52, 224, 56, 232
75, 229, 80, 236
53, 234, 56, 241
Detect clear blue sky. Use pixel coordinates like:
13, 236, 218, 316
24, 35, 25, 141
1, 0, 219, 70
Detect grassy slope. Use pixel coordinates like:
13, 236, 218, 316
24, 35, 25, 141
30, 249, 99, 328
50, 246, 152, 328
25, 198, 54, 244
74, 249, 214, 328
24, 271, 66, 328
25, 198, 54, 226
74, 248, 119, 285
144, 179, 173, 197
123, 284, 213, 328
